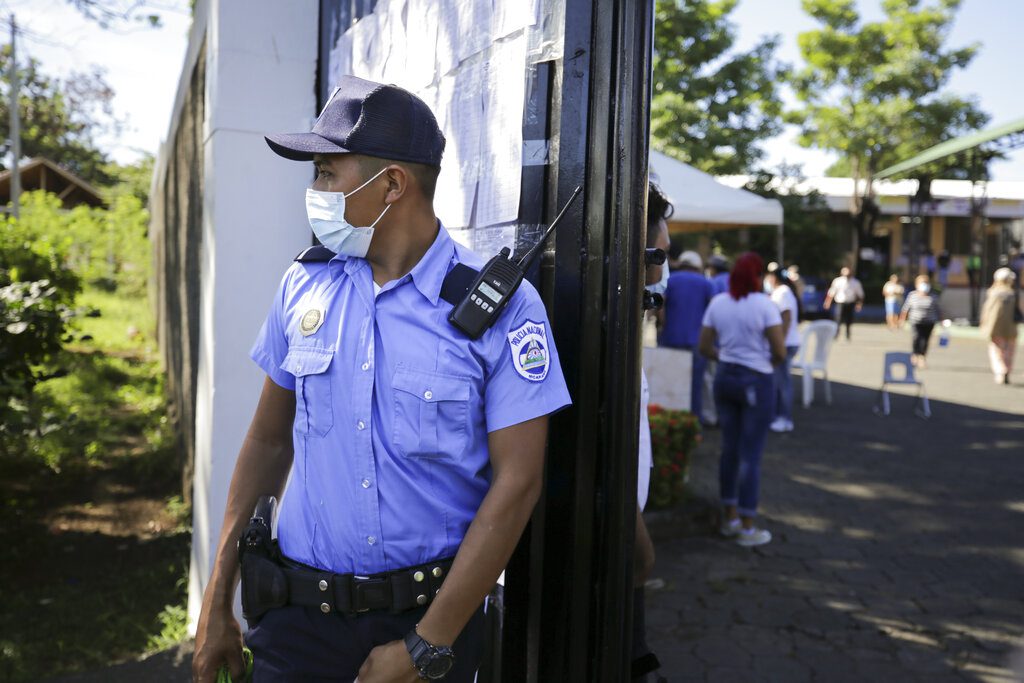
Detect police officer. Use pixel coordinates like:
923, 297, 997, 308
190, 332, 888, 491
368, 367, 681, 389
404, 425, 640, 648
192, 75, 571, 682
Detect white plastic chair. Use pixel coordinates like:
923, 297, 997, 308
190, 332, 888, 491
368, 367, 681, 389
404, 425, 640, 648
792, 319, 837, 408
874, 352, 931, 418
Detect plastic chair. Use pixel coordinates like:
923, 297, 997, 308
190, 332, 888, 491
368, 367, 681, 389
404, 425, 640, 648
875, 352, 931, 418
792, 319, 838, 408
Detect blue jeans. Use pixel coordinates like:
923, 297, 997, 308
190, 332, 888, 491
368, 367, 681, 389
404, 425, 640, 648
715, 362, 775, 517
691, 352, 706, 421
773, 347, 798, 421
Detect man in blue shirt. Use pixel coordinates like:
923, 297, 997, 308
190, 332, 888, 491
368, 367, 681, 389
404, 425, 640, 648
192, 76, 571, 683
660, 251, 713, 421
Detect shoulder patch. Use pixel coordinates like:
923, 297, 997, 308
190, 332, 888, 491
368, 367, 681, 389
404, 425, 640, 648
294, 245, 337, 262
507, 319, 550, 382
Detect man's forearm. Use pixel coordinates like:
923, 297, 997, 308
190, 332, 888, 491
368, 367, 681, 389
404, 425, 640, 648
415, 471, 540, 646
205, 431, 294, 607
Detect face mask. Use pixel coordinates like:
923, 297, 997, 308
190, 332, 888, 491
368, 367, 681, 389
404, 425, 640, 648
917, 283, 930, 294
305, 167, 391, 258
646, 263, 670, 296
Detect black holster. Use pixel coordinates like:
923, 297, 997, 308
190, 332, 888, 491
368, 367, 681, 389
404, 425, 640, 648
238, 496, 288, 626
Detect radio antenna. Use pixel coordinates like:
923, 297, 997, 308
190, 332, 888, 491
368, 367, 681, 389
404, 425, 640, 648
517, 185, 583, 269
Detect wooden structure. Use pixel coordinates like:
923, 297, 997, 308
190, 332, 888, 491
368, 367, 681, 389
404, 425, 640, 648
0, 157, 106, 209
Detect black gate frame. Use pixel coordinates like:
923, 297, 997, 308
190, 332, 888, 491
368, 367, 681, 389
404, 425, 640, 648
317, 2, 654, 679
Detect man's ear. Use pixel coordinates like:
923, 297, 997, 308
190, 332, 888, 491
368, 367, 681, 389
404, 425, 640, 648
384, 165, 408, 204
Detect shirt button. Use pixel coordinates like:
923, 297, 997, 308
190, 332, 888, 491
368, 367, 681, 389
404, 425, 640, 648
357, 420, 365, 430
423, 390, 433, 400
296, 364, 303, 372
361, 362, 370, 371
361, 479, 371, 489
367, 536, 376, 545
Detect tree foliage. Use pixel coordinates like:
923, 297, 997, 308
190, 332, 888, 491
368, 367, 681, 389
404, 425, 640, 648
789, 0, 989, 188
652, 0, 786, 174
0, 47, 121, 186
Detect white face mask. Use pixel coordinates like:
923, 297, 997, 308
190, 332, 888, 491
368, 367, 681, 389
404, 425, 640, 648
646, 263, 670, 296
917, 283, 930, 294
305, 166, 391, 258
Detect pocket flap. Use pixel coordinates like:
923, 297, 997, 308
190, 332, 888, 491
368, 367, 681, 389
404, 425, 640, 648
280, 346, 333, 377
393, 367, 470, 402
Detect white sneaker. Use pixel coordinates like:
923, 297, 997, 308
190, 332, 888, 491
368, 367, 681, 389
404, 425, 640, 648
784, 419, 795, 432
769, 417, 788, 433
735, 527, 772, 547
719, 518, 741, 537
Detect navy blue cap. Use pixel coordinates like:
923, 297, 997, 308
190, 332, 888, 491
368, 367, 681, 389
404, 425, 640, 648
266, 75, 445, 167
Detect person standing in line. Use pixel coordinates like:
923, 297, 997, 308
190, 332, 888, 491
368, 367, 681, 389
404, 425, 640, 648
979, 267, 1019, 384
823, 266, 864, 340
882, 274, 905, 330
787, 264, 805, 302
899, 274, 942, 368
765, 265, 801, 433
699, 254, 731, 427
707, 254, 731, 296
698, 252, 786, 547
660, 251, 713, 424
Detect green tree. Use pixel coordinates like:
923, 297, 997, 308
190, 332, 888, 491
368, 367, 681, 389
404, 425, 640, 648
788, 0, 989, 268
652, 0, 786, 174
0, 48, 121, 186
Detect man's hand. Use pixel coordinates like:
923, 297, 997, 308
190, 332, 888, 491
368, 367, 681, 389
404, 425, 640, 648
356, 640, 420, 683
192, 602, 245, 683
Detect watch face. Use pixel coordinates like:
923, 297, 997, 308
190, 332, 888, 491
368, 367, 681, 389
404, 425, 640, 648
425, 653, 454, 679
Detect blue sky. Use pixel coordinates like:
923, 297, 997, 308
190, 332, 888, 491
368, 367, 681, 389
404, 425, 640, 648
7, 0, 1023, 180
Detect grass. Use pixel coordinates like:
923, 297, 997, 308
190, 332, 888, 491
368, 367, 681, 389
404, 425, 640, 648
0, 284, 190, 682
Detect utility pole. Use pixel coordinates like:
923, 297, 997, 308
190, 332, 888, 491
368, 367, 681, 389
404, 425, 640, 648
8, 14, 20, 218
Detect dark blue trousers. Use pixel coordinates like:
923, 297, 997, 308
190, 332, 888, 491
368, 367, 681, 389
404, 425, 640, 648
714, 362, 774, 517
245, 603, 486, 682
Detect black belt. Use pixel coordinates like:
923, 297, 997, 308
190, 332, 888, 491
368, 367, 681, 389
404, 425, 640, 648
278, 555, 454, 616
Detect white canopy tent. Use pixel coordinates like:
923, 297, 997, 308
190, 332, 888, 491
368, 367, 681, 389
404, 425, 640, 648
649, 149, 783, 227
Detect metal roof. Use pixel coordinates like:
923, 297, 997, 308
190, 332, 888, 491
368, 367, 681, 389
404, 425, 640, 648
875, 116, 1024, 180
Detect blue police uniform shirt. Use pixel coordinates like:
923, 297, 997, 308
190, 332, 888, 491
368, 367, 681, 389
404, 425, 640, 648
250, 224, 572, 575
660, 270, 713, 349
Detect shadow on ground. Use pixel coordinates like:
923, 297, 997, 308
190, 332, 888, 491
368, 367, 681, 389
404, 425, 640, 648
645, 377, 1024, 682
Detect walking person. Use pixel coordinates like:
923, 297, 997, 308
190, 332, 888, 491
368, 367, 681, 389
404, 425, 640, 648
883, 274, 905, 330
979, 267, 1020, 384
698, 253, 786, 547
823, 266, 864, 340
765, 265, 800, 433
899, 274, 942, 368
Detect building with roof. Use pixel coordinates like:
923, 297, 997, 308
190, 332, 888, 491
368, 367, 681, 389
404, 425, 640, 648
0, 157, 107, 210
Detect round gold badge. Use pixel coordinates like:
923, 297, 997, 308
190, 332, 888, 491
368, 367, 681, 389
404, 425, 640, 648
300, 309, 323, 336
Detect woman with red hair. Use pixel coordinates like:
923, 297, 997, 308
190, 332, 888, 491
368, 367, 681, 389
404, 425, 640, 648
698, 252, 786, 547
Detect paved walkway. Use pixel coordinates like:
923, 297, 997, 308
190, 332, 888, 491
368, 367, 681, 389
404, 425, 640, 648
645, 322, 1024, 682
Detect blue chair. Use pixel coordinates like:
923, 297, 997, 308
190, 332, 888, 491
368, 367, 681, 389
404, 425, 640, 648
875, 352, 931, 418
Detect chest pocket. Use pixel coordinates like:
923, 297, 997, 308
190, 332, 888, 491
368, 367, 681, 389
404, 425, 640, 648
392, 367, 471, 460
281, 346, 335, 438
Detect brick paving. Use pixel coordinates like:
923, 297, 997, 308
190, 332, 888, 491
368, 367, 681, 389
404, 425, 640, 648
645, 322, 1024, 682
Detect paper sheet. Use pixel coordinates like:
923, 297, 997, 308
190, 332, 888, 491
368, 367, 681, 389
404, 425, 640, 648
434, 65, 483, 229
327, 26, 354, 89
476, 31, 528, 227
492, 0, 538, 41
349, 13, 380, 80
380, 0, 409, 85
403, 0, 440, 89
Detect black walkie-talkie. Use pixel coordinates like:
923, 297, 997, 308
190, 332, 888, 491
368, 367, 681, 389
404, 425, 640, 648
448, 186, 583, 339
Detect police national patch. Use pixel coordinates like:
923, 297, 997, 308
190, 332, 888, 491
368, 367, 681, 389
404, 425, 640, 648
507, 320, 550, 382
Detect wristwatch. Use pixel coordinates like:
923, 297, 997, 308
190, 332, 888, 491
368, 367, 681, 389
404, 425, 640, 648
404, 628, 455, 680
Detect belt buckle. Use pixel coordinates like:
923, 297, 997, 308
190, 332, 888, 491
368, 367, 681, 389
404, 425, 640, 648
352, 577, 390, 613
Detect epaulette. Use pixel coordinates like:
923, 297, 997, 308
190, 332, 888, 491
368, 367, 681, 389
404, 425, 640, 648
440, 262, 480, 306
294, 245, 336, 262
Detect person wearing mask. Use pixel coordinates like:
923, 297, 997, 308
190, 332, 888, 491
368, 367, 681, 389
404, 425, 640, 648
192, 76, 572, 683
899, 274, 942, 368
698, 253, 786, 547
823, 266, 865, 340
765, 265, 801, 433
660, 251, 713, 423
979, 267, 1019, 384
882, 274, 905, 330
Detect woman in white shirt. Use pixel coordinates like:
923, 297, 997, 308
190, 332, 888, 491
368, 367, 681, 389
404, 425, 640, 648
699, 253, 786, 547
766, 266, 802, 433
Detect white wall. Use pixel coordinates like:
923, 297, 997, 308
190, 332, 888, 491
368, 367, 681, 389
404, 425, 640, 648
186, 0, 318, 633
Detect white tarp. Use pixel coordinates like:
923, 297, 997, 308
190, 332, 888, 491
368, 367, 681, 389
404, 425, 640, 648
649, 149, 783, 226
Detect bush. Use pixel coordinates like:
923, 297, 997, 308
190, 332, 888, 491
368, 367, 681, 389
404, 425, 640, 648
0, 215, 82, 453
647, 405, 701, 509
